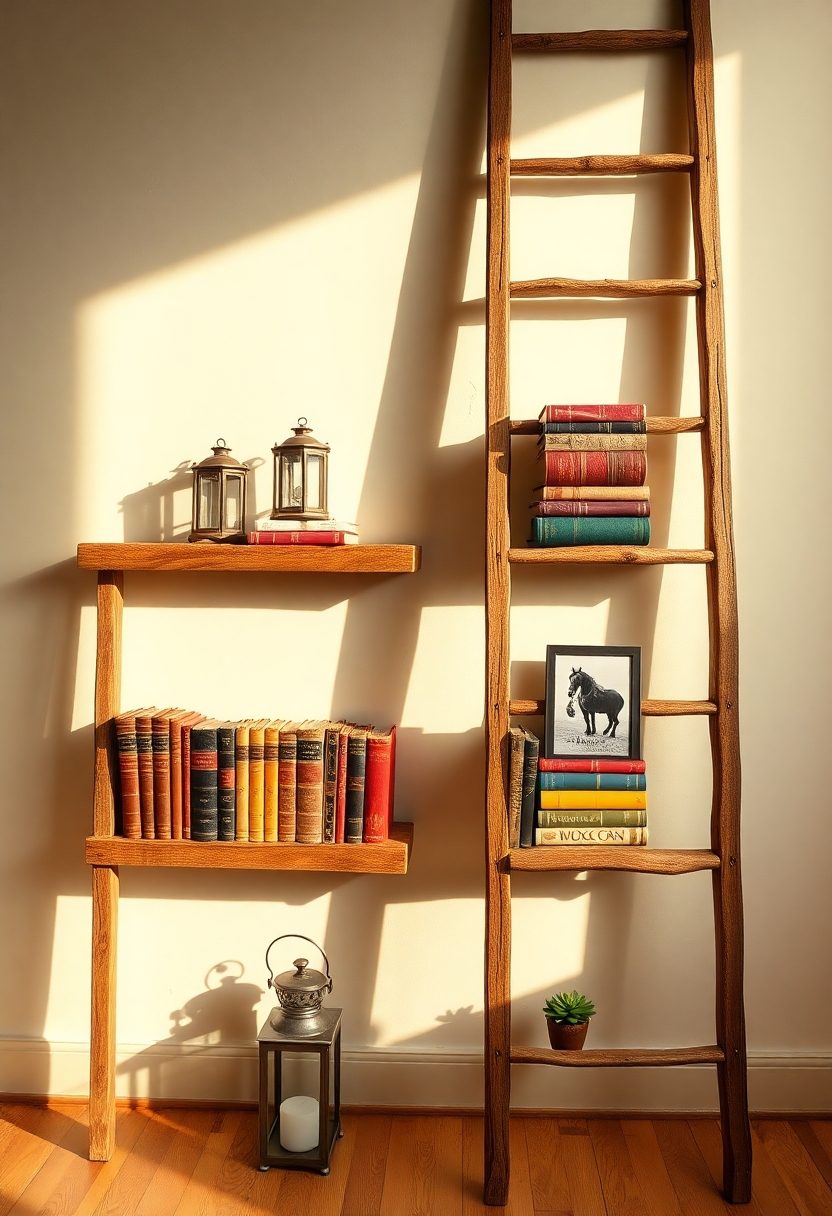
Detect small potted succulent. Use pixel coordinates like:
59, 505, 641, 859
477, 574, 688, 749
543, 990, 596, 1050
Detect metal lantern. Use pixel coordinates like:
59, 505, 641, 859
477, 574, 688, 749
271, 418, 330, 520
258, 935, 342, 1175
189, 439, 249, 543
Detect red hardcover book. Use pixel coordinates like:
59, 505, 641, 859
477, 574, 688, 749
246, 531, 358, 545
363, 726, 396, 843
334, 725, 352, 843
114, 708, 144, 840
532, 500, 650, 517
152, 709, 178, 840
135, 707, 159, 839
539, 404, 645, 424
171, 711, 201, 839
538, 758, 647, 774
181, 715, 204, 840
544, 450, 646, 487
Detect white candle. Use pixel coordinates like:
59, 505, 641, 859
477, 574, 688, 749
279, 1095, 320, 1153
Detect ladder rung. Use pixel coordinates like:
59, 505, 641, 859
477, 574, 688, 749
510, 417, 704, 435
508, 547, 713, 565
511, 278, 700, 299
509, 698, 717, 716
510, 154, 694, 177
509, 847, 720, 875
510, 1046, 725, 1067
512, 30, 688, 53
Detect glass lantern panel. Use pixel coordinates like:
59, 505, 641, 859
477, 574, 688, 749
224, 474, 243, 531
281, 451, 303, 510
197, 472, 221, 530
305, 453, 323, 511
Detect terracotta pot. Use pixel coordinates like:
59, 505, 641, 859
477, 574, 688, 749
546, 1018, 589, 1051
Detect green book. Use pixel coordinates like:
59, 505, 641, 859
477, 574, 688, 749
536, 808, 647, 828
539, 773, 646, 791
529, 516, 650, 546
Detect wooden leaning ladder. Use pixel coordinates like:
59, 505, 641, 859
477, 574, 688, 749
484, 0, 751, 1205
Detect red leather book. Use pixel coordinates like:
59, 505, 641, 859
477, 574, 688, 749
544, 450, 646, 487
539, 404, 645, 423
114, 709, 144, 840
334, 725, 352, 843
532, 500, 650, 517
538, 758, 647, 774
171, 711, 201, 839
152, 709, 178, 840
135, 708, 159, 838
246, 531, 358, 545
363, 726, 396, 843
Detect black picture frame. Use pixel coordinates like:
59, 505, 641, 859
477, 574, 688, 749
544, 644, 642, 761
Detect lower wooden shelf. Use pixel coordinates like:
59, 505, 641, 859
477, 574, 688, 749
509, 547, 713, 564
510, 1045, 725, 1067
508, 847, 719, 875
85, 822, 413, 874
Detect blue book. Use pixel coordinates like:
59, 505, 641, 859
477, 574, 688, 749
539, 772, 646, 792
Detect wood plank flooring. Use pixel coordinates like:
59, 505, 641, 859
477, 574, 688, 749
0, 1106, 830, 1216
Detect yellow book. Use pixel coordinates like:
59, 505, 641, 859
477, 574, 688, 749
539, 790, 647, 810
263, 720, 284, 842
248, 719, 268, 842
234, 721, 252, 841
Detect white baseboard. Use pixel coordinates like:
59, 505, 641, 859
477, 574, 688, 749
0, 1039, 829, 1112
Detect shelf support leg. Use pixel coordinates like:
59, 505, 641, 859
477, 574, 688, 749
89, 570, 123, 1160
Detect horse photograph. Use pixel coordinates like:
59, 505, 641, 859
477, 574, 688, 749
544, 644, 642, 760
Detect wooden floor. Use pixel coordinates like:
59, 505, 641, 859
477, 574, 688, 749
1, 1105, 831, 1215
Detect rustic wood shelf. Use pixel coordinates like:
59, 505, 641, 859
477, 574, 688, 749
508, 847, 720, 875
509, 546, 713, 564
77, 542, 421, 574
510, 416, 704, 434
510, 1045, 724, 1067
512, 30, 689, 53
86, 823, 413, 875
509, 698, 717, 716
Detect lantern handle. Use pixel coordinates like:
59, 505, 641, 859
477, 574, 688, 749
297, 417, 307, 428
265, 934, 333, 994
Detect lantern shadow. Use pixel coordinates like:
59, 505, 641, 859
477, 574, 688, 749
119, 457, 266, 543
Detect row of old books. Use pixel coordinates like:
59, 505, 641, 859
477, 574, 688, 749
508, 727, 648, 847
529, 404, 651, 547
247, 518, 359, 545
113, 710, 396, 844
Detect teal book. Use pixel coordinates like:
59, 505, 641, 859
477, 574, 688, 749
529, 516, 650, 546
539, 773, 646, 791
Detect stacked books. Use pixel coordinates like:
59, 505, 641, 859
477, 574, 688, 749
530, 404, 651, 547
247, 519, 359, 545
113, 710, 396, 845
534, 757, 648, 847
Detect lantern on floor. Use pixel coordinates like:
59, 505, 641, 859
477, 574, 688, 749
271, 418, 330, 520
189, 439, 249, 543
257, 935, 342, 1175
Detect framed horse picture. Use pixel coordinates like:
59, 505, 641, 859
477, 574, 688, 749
544, 644, 642, 760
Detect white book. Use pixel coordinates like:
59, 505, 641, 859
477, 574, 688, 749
257, 518, 359, 533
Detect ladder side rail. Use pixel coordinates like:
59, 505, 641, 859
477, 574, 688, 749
484, 0, 513, 1206
684, 0, 752, 1202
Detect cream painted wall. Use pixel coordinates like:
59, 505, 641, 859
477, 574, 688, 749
2, 0, 830, 1111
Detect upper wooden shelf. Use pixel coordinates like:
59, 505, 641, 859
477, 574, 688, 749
77, 542, 421, 575
86, 822, 414, 875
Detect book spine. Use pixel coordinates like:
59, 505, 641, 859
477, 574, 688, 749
540, 484, 650, 501
345, 732, 367, 843
535, 826, 648, 845
543, 450, 647, 487
152, 715, 172, 840
335, 730, 349, 843
532, 500, 650, 517
539, 790, 647, 810
246, 531, 354, 545
537, 809, 648, 828
519, 732, 540, 848
169, 716, 184, 840
538, 758, 646, 774
540, 433, 647, 452
278, 730, 298, 842
363, 733, 392, 844
190, 725, 218, 842
264, 727, 280, 842
323, 727, 339, 843
114, 714, 141, 840
217, 726, 236, 841
181, 721, 194, 839
136, 712, 155, 839
530, 516, 651, 547
540, 404, 646, 423
507, 728, 525, 850
249, 725, 266, 842
234, 726, 250, 841
539, 773, 647, 791
296, 727, 325, 844
541, 420, 646, 434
